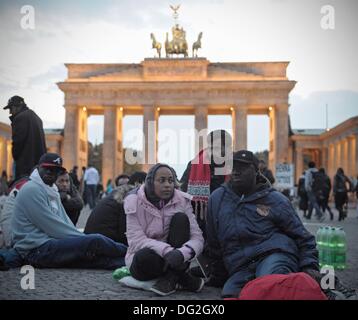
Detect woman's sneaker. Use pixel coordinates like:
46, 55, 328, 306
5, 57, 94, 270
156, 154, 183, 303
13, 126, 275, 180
150, 272, 179, 296
178, 271, 205, 293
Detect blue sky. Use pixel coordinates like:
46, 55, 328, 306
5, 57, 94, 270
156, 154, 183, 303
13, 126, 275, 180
0, 0, 357, 176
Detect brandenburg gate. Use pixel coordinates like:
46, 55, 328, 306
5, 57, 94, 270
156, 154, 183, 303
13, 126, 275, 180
57, 9, 296, 185
57, 58, 295, 184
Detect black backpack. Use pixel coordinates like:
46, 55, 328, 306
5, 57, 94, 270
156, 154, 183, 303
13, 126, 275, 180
311, 171, 327, 199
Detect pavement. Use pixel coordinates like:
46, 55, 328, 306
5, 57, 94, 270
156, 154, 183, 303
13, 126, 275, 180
1, 203, 357, 300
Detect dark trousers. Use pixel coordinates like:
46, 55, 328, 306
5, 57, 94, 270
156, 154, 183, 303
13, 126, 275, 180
335, 192, 348, 221
222, 252, 299, 298
86, 184, 97, 209
307, 191, 323, 219
319, 197, 334, 220
130, 212, 190, 281
26, 234, 127, 270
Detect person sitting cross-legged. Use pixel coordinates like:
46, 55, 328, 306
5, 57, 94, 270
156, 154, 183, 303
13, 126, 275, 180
205, 150, 320, 298
11, 153, 127, 270
124, 163, 205, 296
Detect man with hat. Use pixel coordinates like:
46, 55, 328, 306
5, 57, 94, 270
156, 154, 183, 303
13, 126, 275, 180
10, 153, 127, 269
3, 96, 46, 180
204, 150, 319, 298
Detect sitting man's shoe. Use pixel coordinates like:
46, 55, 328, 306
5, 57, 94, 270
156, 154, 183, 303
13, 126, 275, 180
150, 271, 179, 296
325, 278, 357, 300
0, 256, 10, 271
178, 271, 205, 293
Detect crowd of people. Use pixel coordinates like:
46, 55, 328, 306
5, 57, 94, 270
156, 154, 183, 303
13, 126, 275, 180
297, 161, 357, 222
0, 95, 357, 299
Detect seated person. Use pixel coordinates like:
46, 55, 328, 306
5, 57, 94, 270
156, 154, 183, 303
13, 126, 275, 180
124, 164, 204, 296
115, 174, 130, 187
11, 153, 127, 270
0, 177, 29, 249
205, 150, 319, 298
84, 171, 147, 245
56, 171, 84, 226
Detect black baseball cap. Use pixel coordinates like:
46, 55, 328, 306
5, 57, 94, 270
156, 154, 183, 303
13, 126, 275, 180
233, 150, 259, 169
3, 96, 25, 110
38, 153, 66, 172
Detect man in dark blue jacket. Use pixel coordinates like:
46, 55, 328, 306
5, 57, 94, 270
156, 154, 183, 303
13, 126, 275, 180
206, 150, 319, 298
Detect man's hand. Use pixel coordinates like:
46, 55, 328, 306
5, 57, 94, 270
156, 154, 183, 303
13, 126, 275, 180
302, 267, 322, 284
163, 249, 184, 270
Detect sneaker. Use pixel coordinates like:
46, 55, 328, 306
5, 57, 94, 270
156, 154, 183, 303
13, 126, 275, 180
0, 256, 9, 271
178, 271, 205, 293
325, 278, 357, 300
150, 272, 178, 296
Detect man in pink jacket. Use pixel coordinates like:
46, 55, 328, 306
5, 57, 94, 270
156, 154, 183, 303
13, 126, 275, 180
124, 163, 205, 296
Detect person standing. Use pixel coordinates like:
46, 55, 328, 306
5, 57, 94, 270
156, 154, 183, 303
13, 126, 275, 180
180, 130, 232, 236
0, 171, 9, 196
84, 164, 99, 210
305, 161, 324, 221
333, 168, 352, 221
316, 168, 334, 220
69, 166, 80, 190
297, 172, 308, 218
3, 96, 46, 180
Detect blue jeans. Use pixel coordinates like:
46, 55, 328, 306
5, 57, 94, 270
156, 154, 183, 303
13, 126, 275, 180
86, 184, 97, 209
26, 234, 127, 270
0, 248, 24, 268
222, 252, 299, 298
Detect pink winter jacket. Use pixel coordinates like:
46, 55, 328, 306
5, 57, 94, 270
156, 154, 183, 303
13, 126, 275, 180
124, 185, 204, 268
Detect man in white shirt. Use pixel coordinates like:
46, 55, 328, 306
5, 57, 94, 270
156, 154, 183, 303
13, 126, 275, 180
84, 164, 100, 209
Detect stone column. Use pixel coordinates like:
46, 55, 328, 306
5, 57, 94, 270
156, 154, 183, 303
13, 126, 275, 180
269, 104, 289, 175
63, 105, 81, 172
347, 136, 354, 178
194, 105, 208, 152
0, 138, 6, 175
321, 146, 328, 172
353, 135, 358, 178
335, 141, 341, 171
6, 140, 12, 177
142, 105, 159, 172
328, 143, 335, 179
295, 147, 304, 184
232, 105, 248, 151
341, 138, 349, 175
102, 107, 123, 186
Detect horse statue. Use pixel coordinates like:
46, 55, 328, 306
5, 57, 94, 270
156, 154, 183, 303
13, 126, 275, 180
192, 32, 203, 58
150, 33, 162, 58
165, 24, 188, 58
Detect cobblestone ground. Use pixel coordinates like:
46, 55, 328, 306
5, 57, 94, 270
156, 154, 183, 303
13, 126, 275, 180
1, 204, 357, 300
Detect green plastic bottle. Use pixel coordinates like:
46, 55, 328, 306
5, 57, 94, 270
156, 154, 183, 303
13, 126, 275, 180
321, 227, 332, 268
112, 266, 131, 280
316, 227, 324, 268
335, 227, 347, 270
330, 227, 338, 269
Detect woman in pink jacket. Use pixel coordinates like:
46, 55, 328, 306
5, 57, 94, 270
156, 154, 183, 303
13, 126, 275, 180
124, 163, 205, 296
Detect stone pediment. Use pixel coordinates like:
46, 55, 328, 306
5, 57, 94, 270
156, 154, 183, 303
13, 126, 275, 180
64, 59, 290, 82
